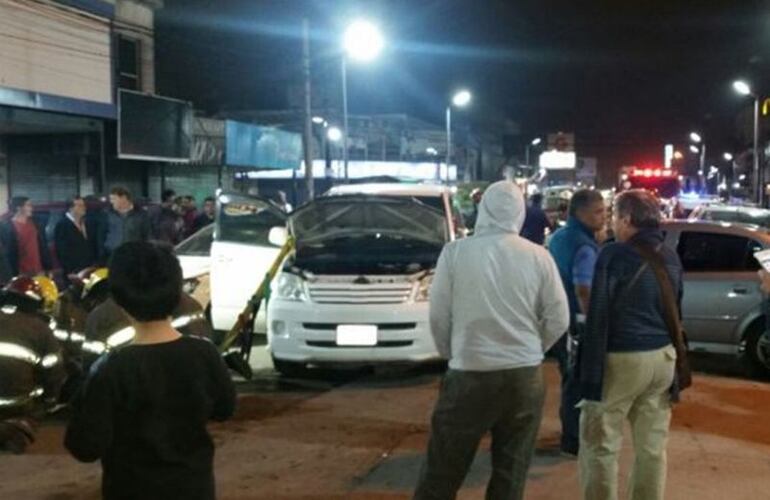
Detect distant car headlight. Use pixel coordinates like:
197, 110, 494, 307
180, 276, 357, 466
414, 273, 434, 302
273, 273, 308, 302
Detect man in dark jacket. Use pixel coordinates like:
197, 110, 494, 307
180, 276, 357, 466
54, 197, 95, 279
192, 196, 215, 233
578, 189, 682, 500
97, 187, 151, 262
150, 189, 184, 245
521, 193, 553, 245
0, 197, 52, 277
547, 189, 605, 457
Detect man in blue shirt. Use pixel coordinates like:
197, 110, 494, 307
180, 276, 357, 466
548, 189, 606, 456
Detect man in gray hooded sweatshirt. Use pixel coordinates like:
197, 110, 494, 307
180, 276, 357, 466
414, 181, 569, 500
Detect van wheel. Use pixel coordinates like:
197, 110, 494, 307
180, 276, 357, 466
272, 357, 308, 378
742, 322, 770, 379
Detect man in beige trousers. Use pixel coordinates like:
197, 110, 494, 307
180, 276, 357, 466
577, 189, 683, 500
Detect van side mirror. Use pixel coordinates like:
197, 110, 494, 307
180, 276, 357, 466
268, 226, 288, 247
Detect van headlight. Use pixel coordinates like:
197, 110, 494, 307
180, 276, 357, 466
274, 273, 308, 302
414, 274, 434, 302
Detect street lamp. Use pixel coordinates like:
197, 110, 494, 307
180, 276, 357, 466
689, 145, 699, 154
341, 20, 384, 181
327, 126, 342, 142
689, 131, 706, 192
445, 89, 472, 184
732, 79, 761, 205
525, 137, 542, 174
723, 152, 736, 197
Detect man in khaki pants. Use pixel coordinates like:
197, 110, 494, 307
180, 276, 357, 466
577, 189, 683, 500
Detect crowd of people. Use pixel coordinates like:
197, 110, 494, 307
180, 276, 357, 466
0, 187, 216, 286
0, 180, 701, 500
415, 182, 689, 500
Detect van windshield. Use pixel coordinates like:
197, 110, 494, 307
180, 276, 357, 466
291, 195, 447, 246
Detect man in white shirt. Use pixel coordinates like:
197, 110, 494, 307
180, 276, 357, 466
413, 181, 569, 500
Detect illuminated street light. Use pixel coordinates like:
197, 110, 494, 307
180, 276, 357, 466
673, 150, 684, 160
733, 79, 761, 204
312, 116, 325, 125
327, 126, 342, 142
723, 152, 734, 162
689, 132, 702, 143
340, 20, 384, 180
526, 137, 543, 169
452, 89, 472, 107
690, 145, 699, 154
445, 89, 473, 184
426, 147, 438, 156
343, 20, 384, 62
733, 80, 753, 97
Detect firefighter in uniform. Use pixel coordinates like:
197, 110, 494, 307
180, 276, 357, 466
54, 268, 112, 401
0, 277, 66, 453
82, 270, 212, 366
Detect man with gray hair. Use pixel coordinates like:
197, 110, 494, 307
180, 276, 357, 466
578, 189, 683, 500
414, 180, 569, 500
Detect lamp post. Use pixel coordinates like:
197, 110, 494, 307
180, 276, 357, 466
689, 131, 705, 193
525, 137, 542, 176
723, 152, 735, 198
445, 89, 472, 184
341, 20, 384, 182
733, 80, 761, 205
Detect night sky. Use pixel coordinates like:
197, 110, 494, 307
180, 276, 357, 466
156, 0, 770, 183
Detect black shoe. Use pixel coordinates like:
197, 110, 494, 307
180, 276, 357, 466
559, 442, 579, 459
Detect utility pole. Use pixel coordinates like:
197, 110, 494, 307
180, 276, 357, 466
302, 19, 314, 200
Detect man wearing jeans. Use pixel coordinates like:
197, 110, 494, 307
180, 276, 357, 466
578, 189, 682, 500
413, 181, 569, 500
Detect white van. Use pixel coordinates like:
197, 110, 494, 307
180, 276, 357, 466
207, 184, 456, 336
268, 185, 456, 375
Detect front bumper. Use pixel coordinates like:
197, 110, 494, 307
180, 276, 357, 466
267, 299, 440, 365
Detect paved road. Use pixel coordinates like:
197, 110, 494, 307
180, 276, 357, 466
1, 348, 769, 499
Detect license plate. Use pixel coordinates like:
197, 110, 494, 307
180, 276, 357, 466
336, 325, 378, 346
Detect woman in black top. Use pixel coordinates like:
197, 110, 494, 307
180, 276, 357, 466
65, 241, 236, 500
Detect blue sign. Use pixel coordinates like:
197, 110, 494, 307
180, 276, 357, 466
225, 121, 302, 170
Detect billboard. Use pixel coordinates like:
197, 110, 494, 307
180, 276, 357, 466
539, 151, 577, 169
225, 121, 302, 169
118, 90, 193, 162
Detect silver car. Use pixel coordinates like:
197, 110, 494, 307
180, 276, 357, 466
661, 220, 770, 375
688, 204, 770, 227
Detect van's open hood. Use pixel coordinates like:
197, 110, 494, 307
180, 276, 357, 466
290, 195, 447, 246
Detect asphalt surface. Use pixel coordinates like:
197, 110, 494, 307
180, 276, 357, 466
0, 345, 769, 499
